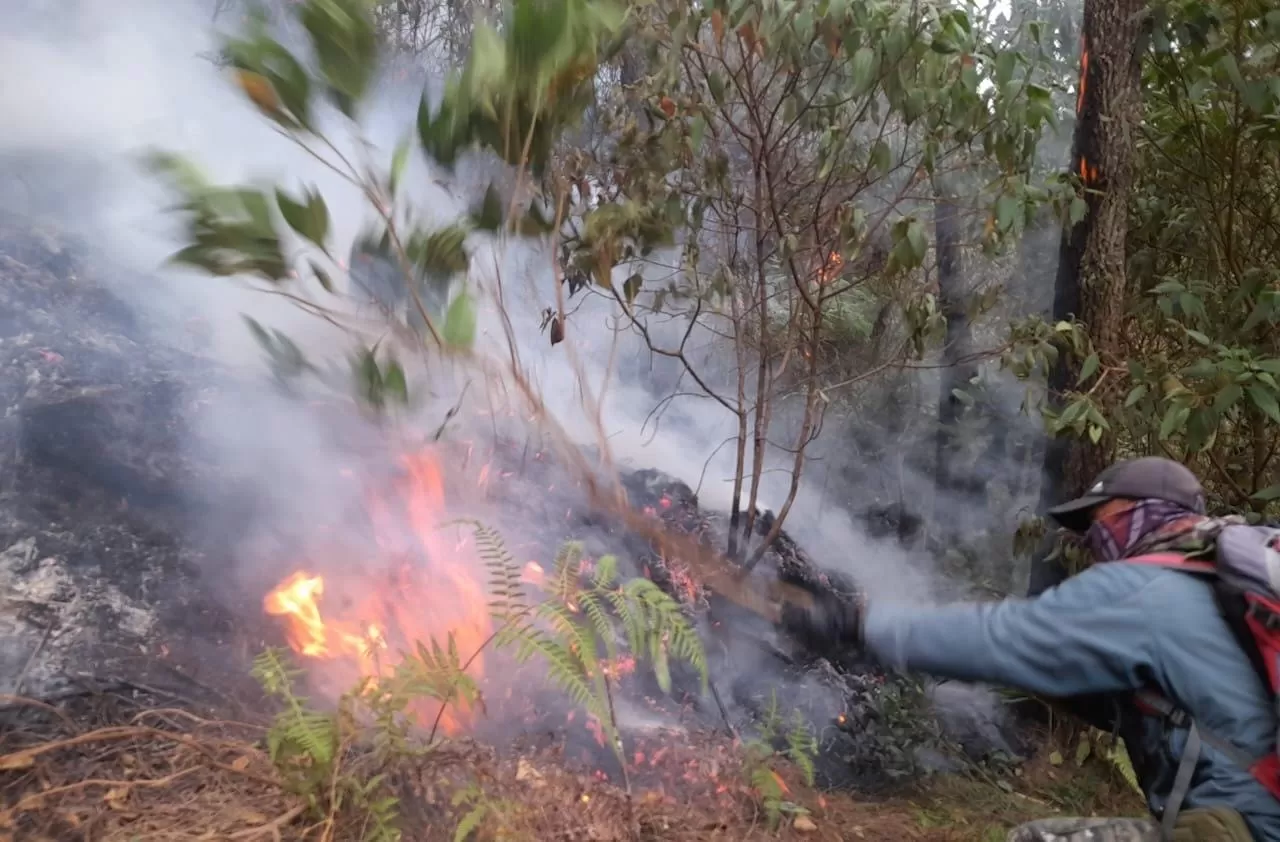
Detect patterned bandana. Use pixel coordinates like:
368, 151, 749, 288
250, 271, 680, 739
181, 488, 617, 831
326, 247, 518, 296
1085, 498, 1239, 562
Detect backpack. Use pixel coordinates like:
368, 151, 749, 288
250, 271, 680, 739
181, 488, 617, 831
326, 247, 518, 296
1121, 524, 1280, 836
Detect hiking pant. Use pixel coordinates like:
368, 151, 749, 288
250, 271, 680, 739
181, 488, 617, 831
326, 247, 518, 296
1007, 808, 1255, 842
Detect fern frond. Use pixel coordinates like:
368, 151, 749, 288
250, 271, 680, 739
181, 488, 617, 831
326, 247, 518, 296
592, 554, 619, 589
620, 578, 708, 690
450, 518, 529, 624
252, 647, 305, 699
576, 590, 617, 661
510, 629, 608, 721
550, 541, 584, 603
785, 710, 818, 787
604, 587, 645, 653
454, 803, 486, 842
272, 709, 339, 766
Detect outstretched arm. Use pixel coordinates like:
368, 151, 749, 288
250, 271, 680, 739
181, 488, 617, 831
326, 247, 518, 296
862, 564, 1158, 698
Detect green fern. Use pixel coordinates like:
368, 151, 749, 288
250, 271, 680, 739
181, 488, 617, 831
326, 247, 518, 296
252, 647, 403, 842
449, 518, 530, 631
741, 690, 818, 828
785, 708, 818, 787
446, 524, 711, 775
451, 781, 518, 841
253, 647, 340, 779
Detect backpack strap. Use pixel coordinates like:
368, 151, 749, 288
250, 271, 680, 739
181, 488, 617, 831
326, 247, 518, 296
1135, 688, 1274, 839
1123, 553, 1218, 575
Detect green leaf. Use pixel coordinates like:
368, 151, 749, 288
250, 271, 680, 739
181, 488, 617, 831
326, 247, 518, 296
995, 50, 1016, 87
1182, 358, 1218, 380
311, 262, 334, 293
1247, 385, 1280, 424
443, 290, 477, 350
1124, 384, 1148, 407
870, 140, 891, 175
707, 71, 726, 105
1069, 196, 1088, 225
299, 0, 378, 118
851, 47, 877, 94
473, 184, 505, 232
689, 115, 706, 151
1212, 384, 1243, 415
1159, 404, 1190, 440
383, 361, 409, 405
1251, 485, 1280, 503
905, 219, 927, 264
390, 135, 412, 196
276, 187, 330, 251
1185, 329, 1211, 347
995, 194, 1018, 234
1076, 352, 1099, 385
1075, 735, 1092, 766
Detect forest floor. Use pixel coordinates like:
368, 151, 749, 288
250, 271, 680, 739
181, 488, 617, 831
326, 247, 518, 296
0, 690, 1145, 842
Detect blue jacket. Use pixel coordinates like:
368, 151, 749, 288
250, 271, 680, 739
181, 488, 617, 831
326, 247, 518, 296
863, 562, 1280, 841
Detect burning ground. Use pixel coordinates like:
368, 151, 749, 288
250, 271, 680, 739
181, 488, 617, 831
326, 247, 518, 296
0, 217, 1140, 839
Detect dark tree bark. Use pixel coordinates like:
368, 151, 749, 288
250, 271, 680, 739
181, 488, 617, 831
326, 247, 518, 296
931, 194, 983, 534
1029, 0, 1146, 595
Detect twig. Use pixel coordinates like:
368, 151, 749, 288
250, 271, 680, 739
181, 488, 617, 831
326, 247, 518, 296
225, 805, 307, 839
0, 694, 78, 732
431, 381, 472, 441
707, 677, 737, 739
3, 766, 203, 814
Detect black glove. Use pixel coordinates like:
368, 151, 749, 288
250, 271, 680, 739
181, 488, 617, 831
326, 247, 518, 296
779, 589, 864, 653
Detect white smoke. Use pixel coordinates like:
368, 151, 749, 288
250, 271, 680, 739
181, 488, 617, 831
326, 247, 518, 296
0, 0, 980, 631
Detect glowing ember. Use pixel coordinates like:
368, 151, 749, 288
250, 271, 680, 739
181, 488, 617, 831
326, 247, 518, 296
262, 447, 493, 735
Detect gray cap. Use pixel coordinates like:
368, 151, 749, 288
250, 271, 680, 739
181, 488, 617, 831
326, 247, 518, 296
1046, 457, 1206, 532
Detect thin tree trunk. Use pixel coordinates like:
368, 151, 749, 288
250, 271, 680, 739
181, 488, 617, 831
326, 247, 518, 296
1030, 0, 1146, 594
931, 193, 980, 538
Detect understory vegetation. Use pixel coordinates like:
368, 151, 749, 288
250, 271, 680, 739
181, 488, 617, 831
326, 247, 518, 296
23, 0, 1270, 837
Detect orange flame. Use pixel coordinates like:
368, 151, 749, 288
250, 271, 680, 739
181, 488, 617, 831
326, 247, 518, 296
262, 447, 493, 735
816, 250, 844, 285
1077, 43, 1090, 116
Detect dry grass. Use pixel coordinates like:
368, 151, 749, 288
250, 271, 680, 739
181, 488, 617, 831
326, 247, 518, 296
0, 692, 1144, 842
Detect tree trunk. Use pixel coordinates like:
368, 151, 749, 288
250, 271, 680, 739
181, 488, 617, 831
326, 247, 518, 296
1029, 0, 1146, 595
931, 194, 981, 537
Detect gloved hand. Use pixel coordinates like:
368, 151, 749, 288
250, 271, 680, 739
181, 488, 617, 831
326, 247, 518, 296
779, 589, 865, 653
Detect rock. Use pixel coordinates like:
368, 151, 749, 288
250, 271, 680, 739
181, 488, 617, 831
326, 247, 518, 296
792, 815, 818, 833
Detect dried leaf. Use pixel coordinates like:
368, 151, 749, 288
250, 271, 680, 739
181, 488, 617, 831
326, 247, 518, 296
234, 69, 280, 116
